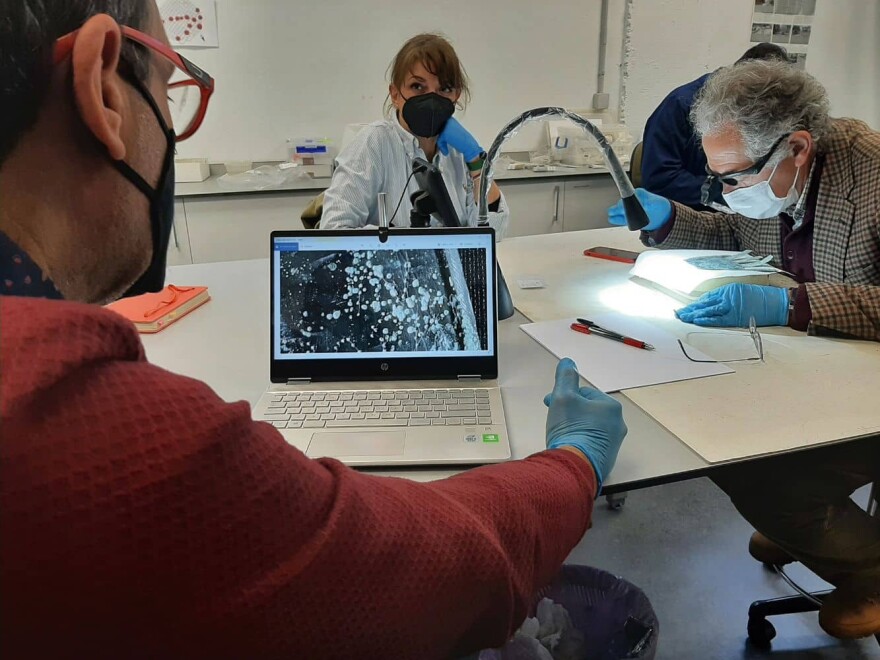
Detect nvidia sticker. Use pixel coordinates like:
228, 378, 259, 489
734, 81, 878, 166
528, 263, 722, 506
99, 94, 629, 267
482, 434, 500, 443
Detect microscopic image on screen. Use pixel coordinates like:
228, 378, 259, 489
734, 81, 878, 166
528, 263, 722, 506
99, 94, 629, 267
279, 248, 489, 355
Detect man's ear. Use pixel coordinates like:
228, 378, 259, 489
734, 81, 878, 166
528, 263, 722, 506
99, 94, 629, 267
789, 130, 813, 169
71, 14, 128, 160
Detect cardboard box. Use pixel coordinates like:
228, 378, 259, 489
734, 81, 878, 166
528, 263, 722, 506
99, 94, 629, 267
175, 158, 211, 183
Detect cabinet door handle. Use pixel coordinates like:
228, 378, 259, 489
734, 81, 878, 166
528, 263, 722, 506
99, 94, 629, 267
552, 185, 560, 224
171, 220, 180, 249
571, 183, 591, 189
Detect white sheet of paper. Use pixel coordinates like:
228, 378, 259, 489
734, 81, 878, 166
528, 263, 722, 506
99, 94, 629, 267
520, 314, 733, 393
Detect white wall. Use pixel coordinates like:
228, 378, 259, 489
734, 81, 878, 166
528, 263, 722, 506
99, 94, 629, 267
807, 0, 880, 129
176, 0, 877, 162
622, 0, 880, 141
176, 0, 626, 162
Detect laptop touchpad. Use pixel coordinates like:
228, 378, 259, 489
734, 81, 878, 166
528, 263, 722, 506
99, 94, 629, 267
307, 431, 406, 458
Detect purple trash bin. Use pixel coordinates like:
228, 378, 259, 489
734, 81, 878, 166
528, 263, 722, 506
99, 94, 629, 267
530, 565, 659, 660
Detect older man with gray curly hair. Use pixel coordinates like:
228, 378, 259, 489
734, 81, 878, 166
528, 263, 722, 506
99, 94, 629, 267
610, 60, 880, 639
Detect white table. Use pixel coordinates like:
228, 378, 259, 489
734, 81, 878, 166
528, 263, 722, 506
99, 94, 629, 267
144, 259, 707, 494
145, 227, 879, 493
498, 228, 880, 466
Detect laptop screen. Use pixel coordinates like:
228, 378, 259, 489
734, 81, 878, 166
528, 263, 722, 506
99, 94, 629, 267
272, 231, 496, 363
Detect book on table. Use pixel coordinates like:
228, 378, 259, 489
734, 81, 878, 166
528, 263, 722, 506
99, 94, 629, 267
629, 249, 796, 302
106, 285, 210, 333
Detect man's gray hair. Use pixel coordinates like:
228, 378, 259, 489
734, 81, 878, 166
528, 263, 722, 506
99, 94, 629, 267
690, 59, 831, 162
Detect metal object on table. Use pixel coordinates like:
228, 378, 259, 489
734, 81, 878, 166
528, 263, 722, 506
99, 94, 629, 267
478, 108, 649, 231
378, 192, 389, 229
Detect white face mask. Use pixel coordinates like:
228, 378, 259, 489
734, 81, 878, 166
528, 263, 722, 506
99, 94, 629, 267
722, 159, 801, 219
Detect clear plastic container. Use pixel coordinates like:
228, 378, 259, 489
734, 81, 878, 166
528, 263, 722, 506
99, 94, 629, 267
286, 137, 334, 165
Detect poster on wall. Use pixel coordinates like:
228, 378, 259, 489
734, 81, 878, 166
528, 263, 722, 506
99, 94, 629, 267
750, 0, 815, 69
159, 0, 219, 49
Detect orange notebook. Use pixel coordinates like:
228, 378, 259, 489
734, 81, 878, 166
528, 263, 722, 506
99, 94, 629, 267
106, 285, 210, 334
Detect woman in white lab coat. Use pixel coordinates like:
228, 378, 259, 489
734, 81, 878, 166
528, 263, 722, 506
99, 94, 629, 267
320, 33, 509, 238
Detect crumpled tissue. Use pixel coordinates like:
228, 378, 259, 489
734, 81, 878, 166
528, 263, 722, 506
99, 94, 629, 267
479, 598, 587, 660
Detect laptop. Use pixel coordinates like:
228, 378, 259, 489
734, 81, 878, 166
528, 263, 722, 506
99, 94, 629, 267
253, 227, 512, 467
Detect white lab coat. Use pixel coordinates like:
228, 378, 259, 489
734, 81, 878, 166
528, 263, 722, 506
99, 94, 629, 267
320, 115, 509, 239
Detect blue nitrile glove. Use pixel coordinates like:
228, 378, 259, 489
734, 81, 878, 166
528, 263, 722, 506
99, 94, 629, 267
437, 117, 484, 162
607, 188, 672, 231
676, 283, 789, 328
543, 358, 627, 489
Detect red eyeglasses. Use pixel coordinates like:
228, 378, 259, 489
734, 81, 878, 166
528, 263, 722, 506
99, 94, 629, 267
54, 25, 214, 141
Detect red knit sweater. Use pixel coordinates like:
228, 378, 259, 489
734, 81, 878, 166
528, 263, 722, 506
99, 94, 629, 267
0, 296, 597, 659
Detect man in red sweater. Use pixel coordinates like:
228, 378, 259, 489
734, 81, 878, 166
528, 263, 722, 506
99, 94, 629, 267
0, 2, 628, 658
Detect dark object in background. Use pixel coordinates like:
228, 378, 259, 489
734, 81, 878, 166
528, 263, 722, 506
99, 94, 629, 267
410, 157, 515, 321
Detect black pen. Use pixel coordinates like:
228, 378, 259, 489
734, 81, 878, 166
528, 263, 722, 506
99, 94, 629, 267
575, 318, 655, 351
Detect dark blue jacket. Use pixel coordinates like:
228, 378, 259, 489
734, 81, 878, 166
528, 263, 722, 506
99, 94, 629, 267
641, 73, 712, 209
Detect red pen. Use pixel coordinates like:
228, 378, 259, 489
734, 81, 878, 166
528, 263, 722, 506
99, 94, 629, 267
570, 321, 655, 351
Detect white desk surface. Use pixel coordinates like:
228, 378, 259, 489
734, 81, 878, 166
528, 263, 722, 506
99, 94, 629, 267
145, 257, 707, 493
146, 227, 879, 491
497, 228, 880, 464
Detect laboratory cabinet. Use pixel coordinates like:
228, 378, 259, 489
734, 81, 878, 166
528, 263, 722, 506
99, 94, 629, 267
170, 173, 617, 265
180, 192, 313, 264
166, 200, 193, 266
497, 180, 564, 238
496, 174, 618, 237
560, 177, 620, 232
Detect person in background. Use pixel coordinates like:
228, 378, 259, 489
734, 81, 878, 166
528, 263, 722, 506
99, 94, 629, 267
609, 59, 880, 639
0, 2, 627, 657
320, 33, 509, 237
640, 42, 789, 210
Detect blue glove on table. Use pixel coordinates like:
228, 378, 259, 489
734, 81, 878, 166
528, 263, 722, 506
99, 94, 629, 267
607, 188, 672, 232
544, 358, 627, 490
676, 283, 789, 328
437, 117, 484, 163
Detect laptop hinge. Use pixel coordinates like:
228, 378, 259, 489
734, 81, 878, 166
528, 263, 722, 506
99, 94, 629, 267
287, 378, 312, 385
457, 375, 484, 382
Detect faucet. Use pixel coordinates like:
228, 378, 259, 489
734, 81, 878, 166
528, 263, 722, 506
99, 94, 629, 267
479, 107, 649, 231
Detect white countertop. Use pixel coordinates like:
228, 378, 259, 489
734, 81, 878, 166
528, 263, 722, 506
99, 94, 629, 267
174, 164, 612, 199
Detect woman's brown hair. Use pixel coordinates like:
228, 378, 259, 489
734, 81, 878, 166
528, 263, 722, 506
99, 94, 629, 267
384, 33, 471, 116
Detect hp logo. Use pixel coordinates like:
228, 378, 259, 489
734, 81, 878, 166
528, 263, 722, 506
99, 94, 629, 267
381, 363, 389, 372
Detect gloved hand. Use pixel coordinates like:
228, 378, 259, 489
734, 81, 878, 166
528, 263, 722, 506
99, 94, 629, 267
437, 117, 484, 163
543, 358, 627, 490
676, 283, 789, 327
607, 188, 673, 232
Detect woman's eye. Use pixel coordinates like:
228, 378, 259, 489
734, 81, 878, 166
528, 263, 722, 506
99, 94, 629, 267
441, 86, 454, 94
410, 83, 424, 92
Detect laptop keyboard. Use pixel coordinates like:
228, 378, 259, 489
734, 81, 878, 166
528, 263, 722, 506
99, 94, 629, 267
258, 388, 494, 429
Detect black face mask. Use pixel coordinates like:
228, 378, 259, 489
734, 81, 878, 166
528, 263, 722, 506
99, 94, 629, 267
401, 92, 455, 138
116, 76, 177, 298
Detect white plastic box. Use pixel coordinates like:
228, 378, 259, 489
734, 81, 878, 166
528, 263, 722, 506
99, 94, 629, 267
174, 158, 211, 183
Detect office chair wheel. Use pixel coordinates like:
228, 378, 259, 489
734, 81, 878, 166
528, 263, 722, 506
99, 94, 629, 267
605, 492, 627, 510
747, 616, 776, 648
